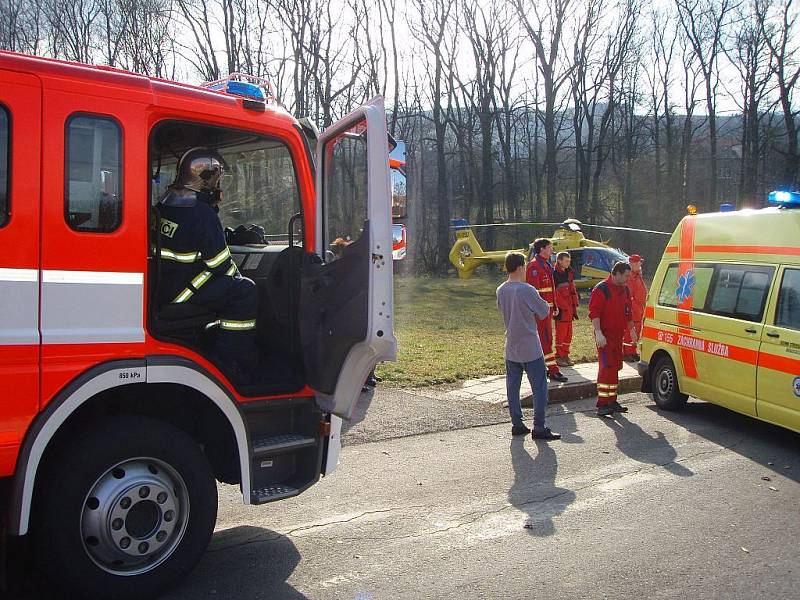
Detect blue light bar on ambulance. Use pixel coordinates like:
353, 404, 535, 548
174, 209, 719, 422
768, 190, 800, 207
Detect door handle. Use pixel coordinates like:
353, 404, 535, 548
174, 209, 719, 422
745, 327, 757, 334
766, 332, 780, 338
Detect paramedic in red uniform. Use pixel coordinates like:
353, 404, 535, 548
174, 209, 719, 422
589, 261, 638, 417
526, 239, 568, 382
623, 254, 647, 362
553, 251, 580, 367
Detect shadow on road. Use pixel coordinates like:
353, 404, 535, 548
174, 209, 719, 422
6, 526, 306, 600
646, 401, 800, 484
601, 413, 694, 477
548, 405, 584, 444
166, 525, 306, 600
508, 438, 576, 536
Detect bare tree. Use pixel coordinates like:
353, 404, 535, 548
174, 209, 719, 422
410, 0, 457, 272
757, 0, 800, 188
516, 0, 576, 218
676, 0, 737, 209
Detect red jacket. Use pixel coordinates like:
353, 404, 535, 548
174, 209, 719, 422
628, 270, 647, 322
588, 276, 632, 337
526, 255, 555, 312
553, 265, 579, 320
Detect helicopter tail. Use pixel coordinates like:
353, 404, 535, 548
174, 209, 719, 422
449, 228, 485, 279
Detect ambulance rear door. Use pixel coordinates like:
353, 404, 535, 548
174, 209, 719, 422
757, 266, 800, 432
299, 97, 396, 419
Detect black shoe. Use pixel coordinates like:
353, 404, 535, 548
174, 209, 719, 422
610, 401, 628, 413
361, 386, 369, 393
512, 425, 531, 436
532, 427, 562, 440
366, 374, 378, 387
624, 354, 640, 363
550, 372, 568, 383
597, 405, 615, 418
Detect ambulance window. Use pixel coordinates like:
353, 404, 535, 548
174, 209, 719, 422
657, 263, 713, 309
776, 269, 800, 331
0, 106, 8, 227
65, 115, 122, 233
708, 265, 774, 322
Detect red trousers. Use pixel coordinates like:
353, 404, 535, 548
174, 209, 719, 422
596, 335, 623, 406
536, 314, 558, 374
622, 320, 642, 355
555, 320, 573, 358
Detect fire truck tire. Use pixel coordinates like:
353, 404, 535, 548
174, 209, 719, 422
31, 415, 218, 600
651, 355, 689, 411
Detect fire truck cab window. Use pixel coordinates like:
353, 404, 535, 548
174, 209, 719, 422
323, 119, 368, 261
150, 123, 300, 244
65, 115, 122, 232
776, 268, 800, 331
0, 106, 9, 227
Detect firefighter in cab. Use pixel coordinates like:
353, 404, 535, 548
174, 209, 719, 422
158, 147, 258, 380
526, 238, 568, 382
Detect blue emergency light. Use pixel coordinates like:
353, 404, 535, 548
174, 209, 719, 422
719, 203, 735, 212
207, 80, 266, 102
768, 190, 800, 207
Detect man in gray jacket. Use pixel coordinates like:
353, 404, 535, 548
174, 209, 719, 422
496, 252, 562, 440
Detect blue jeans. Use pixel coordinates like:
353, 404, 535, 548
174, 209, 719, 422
505, 357, 549, 431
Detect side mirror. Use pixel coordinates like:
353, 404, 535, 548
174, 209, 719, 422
391, 168, 407, 219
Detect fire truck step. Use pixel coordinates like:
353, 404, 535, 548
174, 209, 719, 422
251, 484, 300, 504
252, 434, 317, 456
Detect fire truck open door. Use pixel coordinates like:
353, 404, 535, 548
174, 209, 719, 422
299, 97, 396, 419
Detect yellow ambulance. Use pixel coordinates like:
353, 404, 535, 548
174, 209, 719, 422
639, 192, 800, 433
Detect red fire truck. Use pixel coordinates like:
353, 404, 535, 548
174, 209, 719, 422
0, 52, 395, 598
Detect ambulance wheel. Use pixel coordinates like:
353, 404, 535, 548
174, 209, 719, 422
32, 415, 217, 600
651, 356, 688, 411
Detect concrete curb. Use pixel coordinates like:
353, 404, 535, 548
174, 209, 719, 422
522, 372, 642, 407
439, 362, 643, 408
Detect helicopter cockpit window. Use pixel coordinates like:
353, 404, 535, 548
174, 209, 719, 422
580, 248, 627, 273
150, 121, 301, 246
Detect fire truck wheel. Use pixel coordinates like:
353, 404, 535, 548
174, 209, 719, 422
651, 355, 689, 411
32, 415, 218, 600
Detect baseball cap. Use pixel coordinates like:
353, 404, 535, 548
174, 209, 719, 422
629, 254, 643, 263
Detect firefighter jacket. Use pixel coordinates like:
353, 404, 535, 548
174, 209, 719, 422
588, 276, 632, 338
628, 270, 648, 322
157, 189, 239, 304
553, 265, 579, 321
526, 255, 555, 312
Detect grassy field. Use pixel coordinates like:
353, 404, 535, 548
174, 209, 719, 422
376, 274, 598, 387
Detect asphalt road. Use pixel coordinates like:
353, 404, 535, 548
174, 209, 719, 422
162, 392, 800, 600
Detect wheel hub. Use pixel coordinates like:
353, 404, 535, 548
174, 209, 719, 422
657, 368, 674, 397
80, 458, 190, 576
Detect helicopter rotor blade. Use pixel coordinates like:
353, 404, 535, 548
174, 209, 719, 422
572, 223, 672, 235
449, 221, 672, 235
450, 221, 564, 229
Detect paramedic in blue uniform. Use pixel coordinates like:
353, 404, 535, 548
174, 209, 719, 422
158, 147, 258, 378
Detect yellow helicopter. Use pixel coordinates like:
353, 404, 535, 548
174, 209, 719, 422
448, 218, 670, 289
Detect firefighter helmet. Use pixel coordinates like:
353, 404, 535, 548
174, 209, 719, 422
175, 147, 227, 193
